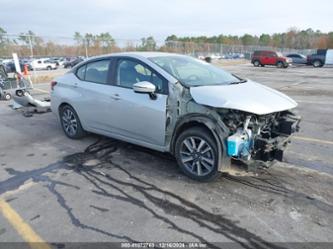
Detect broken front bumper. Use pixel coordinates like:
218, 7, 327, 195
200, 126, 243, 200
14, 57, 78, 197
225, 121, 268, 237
252, 111, 301, 162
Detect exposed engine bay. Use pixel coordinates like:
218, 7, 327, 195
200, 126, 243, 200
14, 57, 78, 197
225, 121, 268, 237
220, 110, 301, 163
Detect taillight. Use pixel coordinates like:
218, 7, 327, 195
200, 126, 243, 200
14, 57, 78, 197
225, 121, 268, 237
51, 81, 57, 91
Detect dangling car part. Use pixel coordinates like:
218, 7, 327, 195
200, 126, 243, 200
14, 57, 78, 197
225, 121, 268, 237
12, 89, 51, 114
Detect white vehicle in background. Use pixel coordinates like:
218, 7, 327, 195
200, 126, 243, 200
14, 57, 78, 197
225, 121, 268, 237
52, 57, 66, 67
325, 49, 333, 65
31, 58, 58, 70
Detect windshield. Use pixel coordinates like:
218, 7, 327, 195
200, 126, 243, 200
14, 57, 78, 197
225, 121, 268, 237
149, 55, 241, 86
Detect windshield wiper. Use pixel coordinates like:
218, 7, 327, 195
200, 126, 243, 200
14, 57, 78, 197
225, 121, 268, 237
229, 79, 247, 85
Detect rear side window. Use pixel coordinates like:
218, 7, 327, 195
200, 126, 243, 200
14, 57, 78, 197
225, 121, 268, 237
76, 64, 86, 80
76, 59, 110, 84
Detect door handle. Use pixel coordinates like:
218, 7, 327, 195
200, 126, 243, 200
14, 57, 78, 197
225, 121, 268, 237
73, 83, 78, 88
110, 93, 121, 100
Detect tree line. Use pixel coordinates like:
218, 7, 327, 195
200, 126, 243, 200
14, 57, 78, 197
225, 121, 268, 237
0, 26, 332, 58
166, 28, 333, 49
0, 28, 158, 57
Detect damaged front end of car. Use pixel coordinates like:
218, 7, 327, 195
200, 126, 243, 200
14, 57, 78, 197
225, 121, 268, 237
220, 109, 301, 167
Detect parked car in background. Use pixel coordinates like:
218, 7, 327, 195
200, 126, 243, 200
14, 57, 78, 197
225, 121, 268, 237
31, 58, 58, 70
64, 57, 84, 68
307, 49, 333, 67
251, 50, 292, 68
53, 58, 66, 67
47, 58, 61, 66
51, 52, 300, 181
4, 61, 33, 73
286, 53, 307, 65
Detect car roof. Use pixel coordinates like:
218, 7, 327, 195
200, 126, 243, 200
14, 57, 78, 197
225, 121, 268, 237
69, 52, 182, 84
88, 51, 184, 61
254, 50, 275, 53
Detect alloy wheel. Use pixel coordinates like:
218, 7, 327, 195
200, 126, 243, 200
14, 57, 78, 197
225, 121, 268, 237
180, 136, 215, 176
62, 108, 78, 137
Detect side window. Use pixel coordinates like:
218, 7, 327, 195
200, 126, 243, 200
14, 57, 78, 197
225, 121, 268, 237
116, 59, 166, 93
76, 64, 86, 80
85, 60, 110, 84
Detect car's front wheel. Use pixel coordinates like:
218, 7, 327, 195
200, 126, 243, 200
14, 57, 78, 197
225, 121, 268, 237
276, 61, 284, 68
175, 127, 219, 181
59, 105, 85, 139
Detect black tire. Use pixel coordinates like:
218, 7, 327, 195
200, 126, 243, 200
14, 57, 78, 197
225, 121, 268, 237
47, 66, 52, 70
59, 105, 86, 139
276, 61, 284, 68
312, 60, 323, 68
16, 90, 24, 97
175, 127, 219, 181
253, 60, 260, 67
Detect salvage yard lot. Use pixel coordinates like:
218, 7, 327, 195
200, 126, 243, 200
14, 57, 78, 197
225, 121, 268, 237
0, 64, 333, 247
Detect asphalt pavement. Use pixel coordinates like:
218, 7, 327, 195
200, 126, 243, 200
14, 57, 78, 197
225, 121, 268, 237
0, 64, 332, 248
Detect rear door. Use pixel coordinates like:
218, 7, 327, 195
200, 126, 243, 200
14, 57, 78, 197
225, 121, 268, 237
71, 58, 114, 130
104, 57, 168, 148
261, 52, 270, 65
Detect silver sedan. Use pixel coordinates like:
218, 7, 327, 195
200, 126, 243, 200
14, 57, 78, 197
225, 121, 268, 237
51, 52, 300, 181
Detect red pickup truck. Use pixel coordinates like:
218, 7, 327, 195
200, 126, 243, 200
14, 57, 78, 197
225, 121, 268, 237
251, 50, 292, 68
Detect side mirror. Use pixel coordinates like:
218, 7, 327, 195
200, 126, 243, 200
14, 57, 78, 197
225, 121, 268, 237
133, 81, 156, 94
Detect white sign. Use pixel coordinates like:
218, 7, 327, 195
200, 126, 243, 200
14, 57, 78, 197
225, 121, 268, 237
12, 53, 22, 74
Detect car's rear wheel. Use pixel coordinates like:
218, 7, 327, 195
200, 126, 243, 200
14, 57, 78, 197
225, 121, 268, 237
59, 105, 85, 139
253, 60, 260, 67
313, 60, 323, 67
175, 127, 219, 181
47, 66, 52, 70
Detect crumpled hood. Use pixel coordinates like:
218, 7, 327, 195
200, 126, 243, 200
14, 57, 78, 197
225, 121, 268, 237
190, 80, 297, 115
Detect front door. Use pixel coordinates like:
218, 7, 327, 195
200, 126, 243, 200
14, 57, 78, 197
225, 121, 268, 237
104, 57, 168, 148
265, 52, 277, 65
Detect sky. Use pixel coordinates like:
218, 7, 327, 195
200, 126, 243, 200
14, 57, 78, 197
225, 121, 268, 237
0, 0, 332, 41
